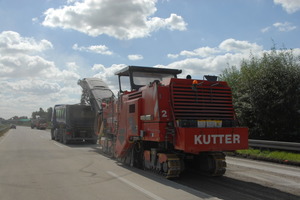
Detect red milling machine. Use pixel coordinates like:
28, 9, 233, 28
79, 66, 248, 178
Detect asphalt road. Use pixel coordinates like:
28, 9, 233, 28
0, 126, 299, 200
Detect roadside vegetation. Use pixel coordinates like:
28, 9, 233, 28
31, 107, 52, 121
234, 149, 300, 165
1, 108, 52, 129
0, 125, 9, 137
221, 47, 300, 142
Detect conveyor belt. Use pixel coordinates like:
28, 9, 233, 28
77, 78, 114, 112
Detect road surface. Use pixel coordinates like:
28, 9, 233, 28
0, 126, 299, 200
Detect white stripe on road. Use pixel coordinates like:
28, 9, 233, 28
107, 171, 166, 200
39, 135, 49, 139
53, 142, 65, 148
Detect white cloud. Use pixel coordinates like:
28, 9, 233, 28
162, 39, 266, 79
128, 54, 143, 60
180, 47, 219, 58
168, 47, 219, 59
162, 47, 300, 80
0, 54, 55, 78
168, 39, 262, 60
0, 31, 53, 55
165, 13, 187, 31
32, 17, 39, 24
167, 53, 179, 59
261, 26, 271, 33
92, 64, 105, 71
5, 79, 61, 95
0, 31, 81, 119
67, 0, 77, 4
72, 43, 113, 55
219, 38, 262, 53
274, 0, 300, 13
158, 53, 250, 79
273, 22, 297, 32
66, 62, 80, 71
92, 64, 127, 94
148, 13, 187, 32
42, 0, 187, 40
0, 31, 55, 78
261, 22, 296, 33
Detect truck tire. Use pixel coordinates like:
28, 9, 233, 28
62, 134, 69, 144
54, 129, 59, 141
59, 134, 63, 143
51, 129, 55, 140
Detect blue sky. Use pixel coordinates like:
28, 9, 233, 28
0, 0, 300, 119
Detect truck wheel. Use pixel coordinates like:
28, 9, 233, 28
62, 134, 69, 144
51, 130, 55, 140
54, 129, 59, 141
59, 134, 63, 143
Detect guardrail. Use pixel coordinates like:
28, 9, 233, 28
249, 139, 300, 152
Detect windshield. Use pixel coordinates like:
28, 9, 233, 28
132, 71, 175, 86
119, 76, 131, 92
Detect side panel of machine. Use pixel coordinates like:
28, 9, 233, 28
139, 84, 173, 142
114, 96, 142, 157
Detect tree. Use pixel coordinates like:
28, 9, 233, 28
31, 108, 47, 119
221, 48, 300, 142
31, 107, 53, 122
47, 107, 53, 121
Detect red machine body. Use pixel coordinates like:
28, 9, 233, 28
97, 66, 248, 177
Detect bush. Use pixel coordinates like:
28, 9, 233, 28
221, 48, 300, 142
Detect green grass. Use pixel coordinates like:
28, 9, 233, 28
236, 149, 300, 163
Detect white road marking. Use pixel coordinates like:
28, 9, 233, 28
53, 142, 65, 148
107, 171, 166, 200
39, 135, 49, 139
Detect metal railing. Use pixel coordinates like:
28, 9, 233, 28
249, 139, 300, 152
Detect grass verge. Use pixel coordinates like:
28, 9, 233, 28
0, 125, 9, 137
231, 148, 300, 166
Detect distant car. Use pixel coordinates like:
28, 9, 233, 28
10, 124, 16, 129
